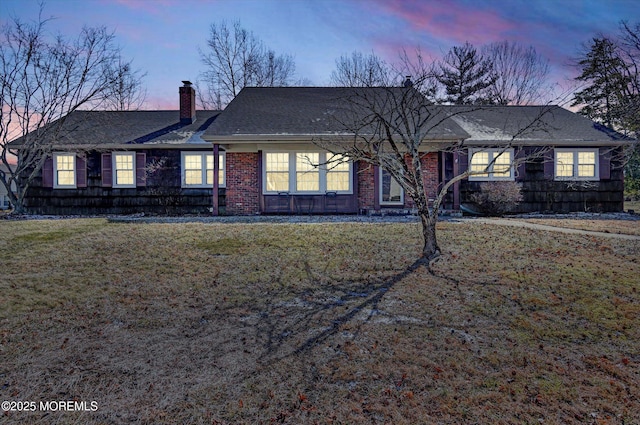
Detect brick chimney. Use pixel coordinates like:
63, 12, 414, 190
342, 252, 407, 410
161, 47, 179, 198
179, 81, 196, 124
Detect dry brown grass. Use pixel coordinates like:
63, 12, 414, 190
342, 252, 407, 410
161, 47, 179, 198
1, 219, 639, 424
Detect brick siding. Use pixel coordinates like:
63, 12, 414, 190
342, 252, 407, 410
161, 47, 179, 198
226, 152, 260, 215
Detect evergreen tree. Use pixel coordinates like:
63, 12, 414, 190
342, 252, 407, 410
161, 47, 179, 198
436, 42, 495, 104
571, 37, 629, 129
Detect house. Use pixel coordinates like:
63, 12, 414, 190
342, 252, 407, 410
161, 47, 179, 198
11, 82, 630, 215
0, 163, 16, 209
13, 82, 222, 215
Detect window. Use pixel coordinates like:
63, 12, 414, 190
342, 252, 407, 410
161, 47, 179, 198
554, 148, 598, 180
265, 153, 290, 192
182, 152, 225, 188
380, 168, 404, 205
468, 148, 514, 181
113, 152, 135, 188
326, 154, 351, 191
54, 153, 76, 188
296, 153, 320, 191
263, 151, 352, 194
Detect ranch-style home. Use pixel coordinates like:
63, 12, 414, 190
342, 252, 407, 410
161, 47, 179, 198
11, 81, 630, 215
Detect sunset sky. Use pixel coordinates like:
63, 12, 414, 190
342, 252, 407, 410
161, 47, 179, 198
1, 0, 637, 109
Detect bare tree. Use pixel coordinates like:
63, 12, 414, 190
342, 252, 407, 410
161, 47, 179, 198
482, 40, 551, 105
199, 20, 296, 109
316, 58, 553, 262
330, 49, 441, 103
254, 49, 296, 87
616, 21, 640, 137
330, 51, 391, 87
103, 58, 147, 111
0, 9, 137, 213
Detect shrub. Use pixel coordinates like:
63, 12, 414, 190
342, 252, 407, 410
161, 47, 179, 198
470, 181, 523, 216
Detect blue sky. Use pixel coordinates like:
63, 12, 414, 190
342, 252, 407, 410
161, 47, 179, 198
1, 0, 637, 109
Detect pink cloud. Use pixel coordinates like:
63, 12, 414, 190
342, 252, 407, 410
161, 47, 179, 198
371, 0, 517, 45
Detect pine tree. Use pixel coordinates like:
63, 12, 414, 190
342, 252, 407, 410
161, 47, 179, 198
571, 37, 629, 129
436, 42, 496, 104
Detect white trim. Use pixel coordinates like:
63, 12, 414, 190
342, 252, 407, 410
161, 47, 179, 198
468, 148, 515, 181
53, 152, 76, 189
112, 152, 136, 188
262, 151, 353, 195
379, 168, 404, 206
554, 148, 599, 181
181, 151, 226, 188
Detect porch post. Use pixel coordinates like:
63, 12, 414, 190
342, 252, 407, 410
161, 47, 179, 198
212, 143, 219, 216
453, 151, 460, 210
373, 165, 380, 211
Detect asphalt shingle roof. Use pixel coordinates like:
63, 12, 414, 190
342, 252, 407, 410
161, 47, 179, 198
446, 105, 631, 144
204, 87, 470, 140
9, 88, 632, 148
9, 110, 220, 147
204, 87, 631, 145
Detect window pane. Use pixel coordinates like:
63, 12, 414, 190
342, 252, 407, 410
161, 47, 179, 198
185, 155, 201, 170
296, 153, 319, 191
265, 153, 289, 191
56, 155, 75, 186
205, 154, 213, 185
578, 164, 595, 177
577, 151, 596, 177
327, 154, 349, 171
556, 152, 574, 177
470, 152, 489, 177
267, 172, 289, 192
381, 169, 402, 203
492, 151, 511, 177
57, 171, 74, 186
326, 154, 350, 191
266, 153, 289, 171
116, 170, 134, 185
114, 154, 134, 185
203, 154, 225, 186
186, 170, 202, 185
327, 171, 350, 191
578, 151, 595, 165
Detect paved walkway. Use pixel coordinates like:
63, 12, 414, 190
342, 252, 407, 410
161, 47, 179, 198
457, 217, 640, 241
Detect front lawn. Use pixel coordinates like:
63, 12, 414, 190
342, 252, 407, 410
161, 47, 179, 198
1, 219, 638, 424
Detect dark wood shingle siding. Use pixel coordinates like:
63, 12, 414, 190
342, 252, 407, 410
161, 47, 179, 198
460, 146, 624, 213
24, 150, 224, 215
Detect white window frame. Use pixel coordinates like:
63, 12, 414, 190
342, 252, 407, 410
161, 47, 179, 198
262, 151, 353, 194
181, 152, 226, 188
112, 152, 136, 188
554, 148, 599, 181
53, 153, 76, 189
468, 148, 515, 181
379, 168, 404, 205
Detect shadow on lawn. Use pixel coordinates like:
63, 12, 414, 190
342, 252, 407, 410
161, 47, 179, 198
255, 257, 428, 363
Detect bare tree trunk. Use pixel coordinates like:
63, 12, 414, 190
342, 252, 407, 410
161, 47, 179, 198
418, 207, 440, 262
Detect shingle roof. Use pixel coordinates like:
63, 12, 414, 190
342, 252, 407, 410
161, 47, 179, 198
446, 105, 631, 145
9, 110, 220, 147
9, 88, 632, 149
204, 87, 469, 140
204, 87, 632, 146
